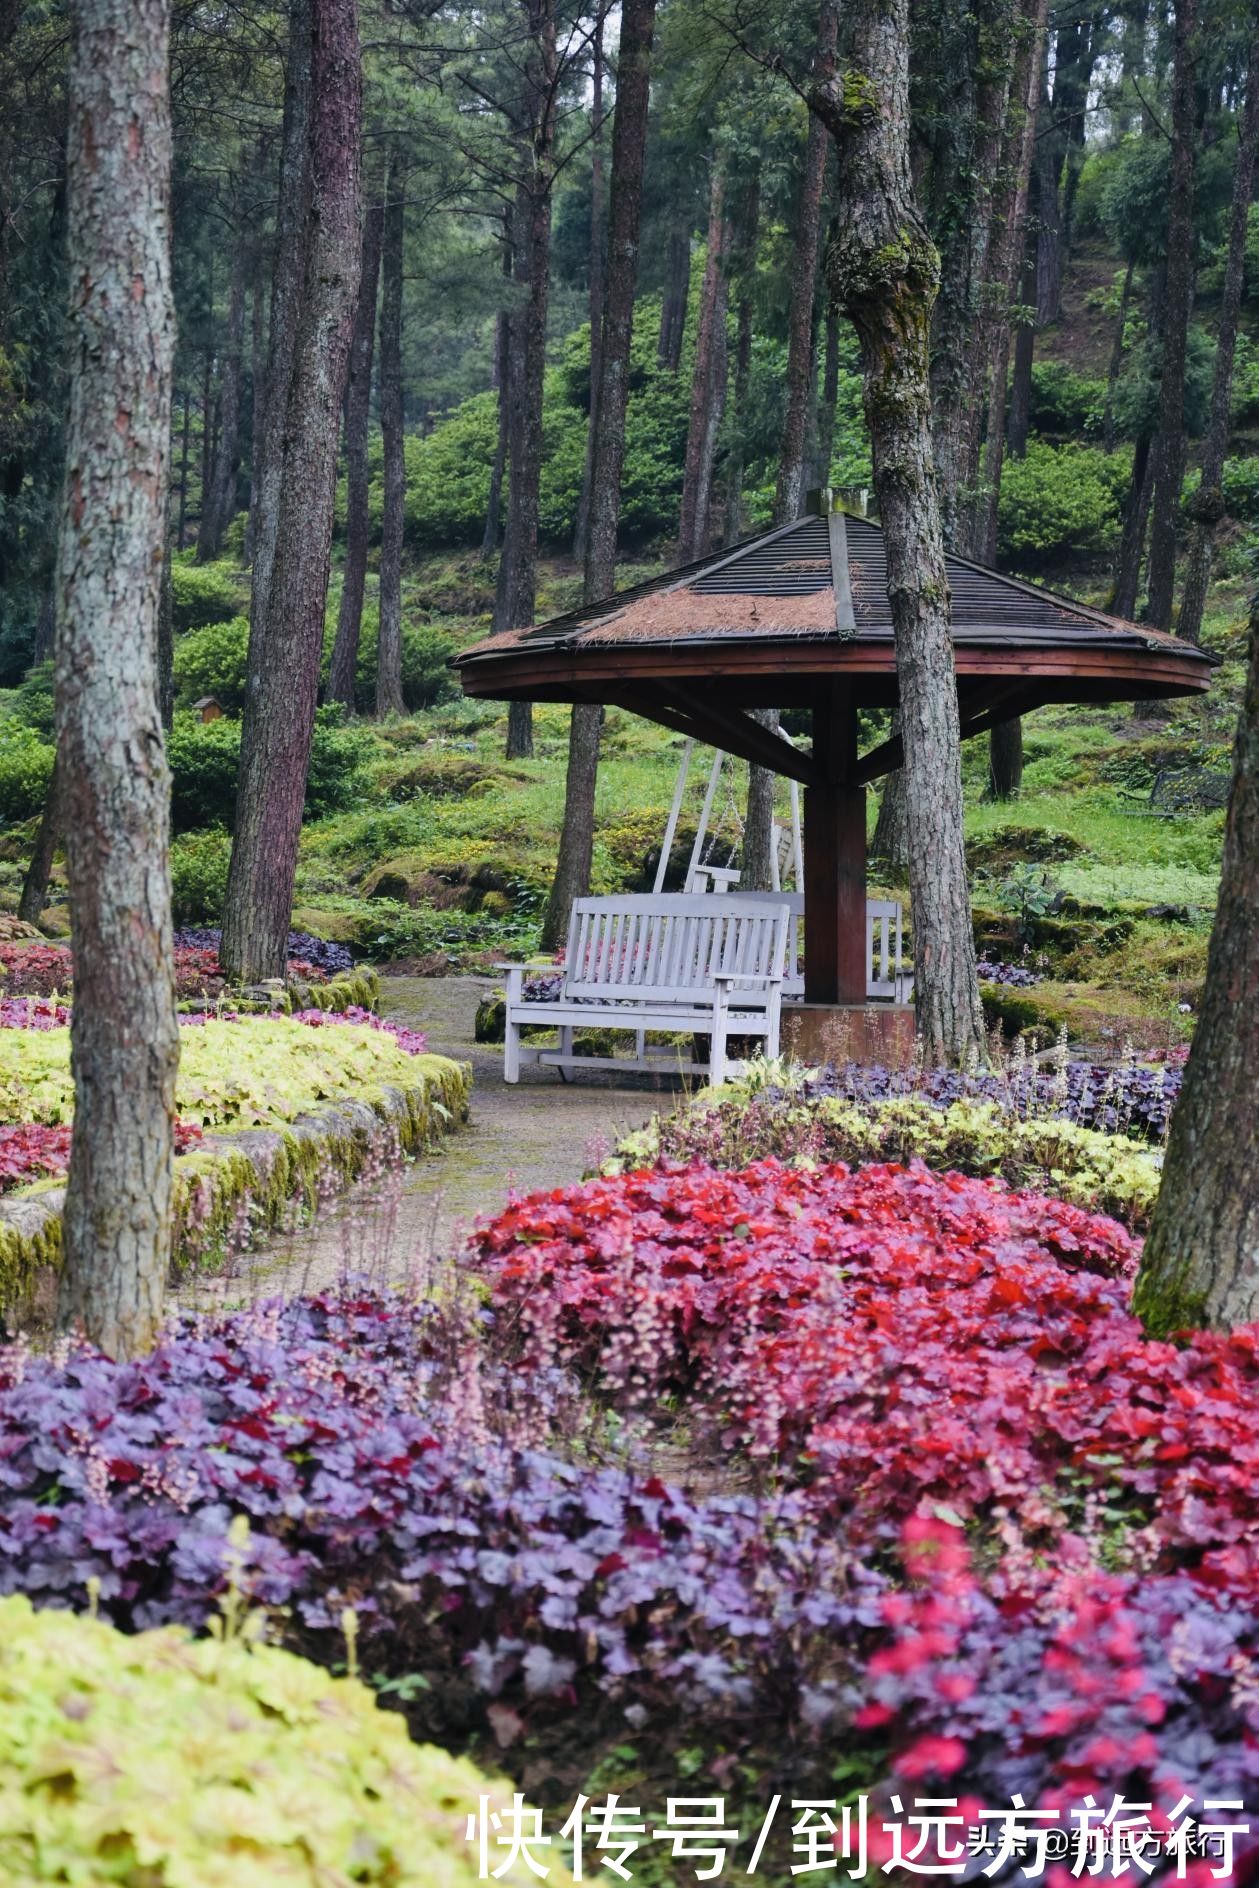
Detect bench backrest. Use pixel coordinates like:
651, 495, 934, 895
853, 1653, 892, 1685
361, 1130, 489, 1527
563, 895, 791, 1002
731, 891, 905, 998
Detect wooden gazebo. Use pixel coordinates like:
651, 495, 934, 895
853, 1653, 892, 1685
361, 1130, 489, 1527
456, 496, 1215, 1051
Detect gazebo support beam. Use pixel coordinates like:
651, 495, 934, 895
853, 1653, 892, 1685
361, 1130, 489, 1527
607, 690, 820, 787
804, 680, 867, 1005
851, 683, 1034, 785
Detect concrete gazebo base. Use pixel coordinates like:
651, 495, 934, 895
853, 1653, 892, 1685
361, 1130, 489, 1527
780, 1001, 916, 1071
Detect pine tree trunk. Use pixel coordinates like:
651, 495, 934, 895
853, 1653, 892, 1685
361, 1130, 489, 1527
1006, 242, 1036, 459
1133, 597, 1259, 1332
677, 159, 728, 562
1177, 5, 1259, 647
814, 288, 840, 490
221, 0, 361, 984
376, 163, 406, 719
177, 386, 190, 548
244, 234, 268, 564
543, 0, 657, 954
722, 182, 760, 545
18, 758, 61, 926
328, 191, 383, 707
774, 0, 839, 525
481, 219, 513, 560
496, 0, 556, 761
1143, 0, 1198, 633
571, 15, 605, 566
54, 0, 179, 1357
742, 711, 780, 889
973, 0, 1048, 565
1101, 256, 1135, 451
871, 755, 909, 871
1114, 432, 1154, 619
987, 716, 1023, 799
157, 536, 174, 730
248, 0, 314, 626
813, 0, 986, 1067
657, 219, 690, 371
197, 231, 247, 562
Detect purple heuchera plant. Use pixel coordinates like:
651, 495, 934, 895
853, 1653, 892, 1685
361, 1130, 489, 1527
173, 927, 354, 975
798, 1058, 1182, 1141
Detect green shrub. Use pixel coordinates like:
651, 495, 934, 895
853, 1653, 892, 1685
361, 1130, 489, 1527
0, 1589, 566, 1887
1027, 362, 1105, 439
174, 614, 251, 711
0, 719, 54, 821
168, 706, 373, 832
996, 441, 1128, 568
11, 658, 54, 738
1221, 456, 1259, 521
332, 607, 461, 712
170, 828, 231, 924
170, 556, 243, 632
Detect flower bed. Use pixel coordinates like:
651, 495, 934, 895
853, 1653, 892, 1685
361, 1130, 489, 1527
0, 1013, 468, 1313
0, 934, 378, 1013
613, 1083, 1162, 1228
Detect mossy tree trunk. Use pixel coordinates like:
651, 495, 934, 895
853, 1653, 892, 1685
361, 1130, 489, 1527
812, 8, 985, 1066
1134, 596, 1259, 1333
221, 0, 361, 983
55, 0, 179, 1357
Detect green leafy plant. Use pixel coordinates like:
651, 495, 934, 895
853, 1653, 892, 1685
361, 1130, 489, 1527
170, 555, 243, 632
168, 705, 374, 832
0, 1591, 566, 1886
173, 613, 250, 711
0, 718, 54, 821
995, 441, 1128, 568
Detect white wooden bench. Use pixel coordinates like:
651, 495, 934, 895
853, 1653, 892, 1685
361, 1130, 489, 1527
733, 892, 912, 1001
500, 895, 792, 1086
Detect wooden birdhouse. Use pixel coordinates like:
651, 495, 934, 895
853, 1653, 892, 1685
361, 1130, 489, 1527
194, 696, 223, 724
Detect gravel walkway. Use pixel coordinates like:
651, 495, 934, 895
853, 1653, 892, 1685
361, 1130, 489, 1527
181, 974, 676, 1309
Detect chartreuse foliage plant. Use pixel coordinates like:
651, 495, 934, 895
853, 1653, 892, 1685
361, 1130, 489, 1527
0, 1013, 446, 1132
0, 1591, 568, 1887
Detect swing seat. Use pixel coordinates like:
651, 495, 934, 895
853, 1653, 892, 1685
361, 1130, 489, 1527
499, 895, 792, 1087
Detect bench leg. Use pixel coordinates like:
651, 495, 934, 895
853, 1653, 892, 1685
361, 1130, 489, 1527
504, 1012, 521, 1083
708, 988, 729, 1087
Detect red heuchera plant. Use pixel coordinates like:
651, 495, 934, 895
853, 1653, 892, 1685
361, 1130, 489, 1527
0, 941, 328, 1001
470, 1160, 1259, 1579
0, 1120, 202, 1192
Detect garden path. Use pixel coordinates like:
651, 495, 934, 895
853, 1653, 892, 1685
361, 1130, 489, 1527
179, 974, 671, 1309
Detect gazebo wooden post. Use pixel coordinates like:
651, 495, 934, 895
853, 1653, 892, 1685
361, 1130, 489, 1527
803, 679, 867, 1005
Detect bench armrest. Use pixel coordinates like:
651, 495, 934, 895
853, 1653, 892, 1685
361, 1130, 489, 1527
496, 963, 526, 999
711, 972, 784, 989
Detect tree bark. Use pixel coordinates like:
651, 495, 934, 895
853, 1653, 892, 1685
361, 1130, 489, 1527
987, 715, 1023, 799
196, 228, 247, 562
1114, 431, 1154, 619
813, 4, 986, 1067
1177, 3, 1259, 647
871, 754, 909, 871
722, 181, 760, 545
571, 13, 605, 566
542, 0, 657, 954
248, 0, 314, 627
677, 159, 728, 563
328, 190, 383, 708
1133, 596, 1259, 1332
18, 758, 61, 926
221, 0, 361, 983
54, 0, 179, 1357
1143, 0, 1199, 633
376, 161, 406, 719
244, 225, 270, 564
657, 218, 690, 371
814, 286, 840, 491
480, 216, 513, 560
495, 0, 557, 760
1101, 256, 1135, 451
742, 710, 780, 889
774, 0, 839, 526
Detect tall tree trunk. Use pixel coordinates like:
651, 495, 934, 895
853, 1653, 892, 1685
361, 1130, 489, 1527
18, 758, 61, 926
1006, 240, 1036, 459
328, 191, 383, 707
1101, 256, 1135, 451
1177, 3, 1259, 647
1114, 432, 1155, 619
496, 0, 557, 761
1143, 0, 1199, 633
197, 230, 247, 562
221, 0, 361, 983
542, 0, 657, 954
657, 218, 690, 371
722, 182, 760, 545
814, 287, 840, 490
871, 751, 909, 871
376, 161, 406, 719
774, 0, 839, 525
248, 0, 315, 628
176, 385, 190, 548
571, 13, 605, 565
987, 715, 1023, 799
244, 229, 269, 564
54, 0, 178, 1357
973, 0, 1049, 566
481, 218, 513, 560
1133, 595, 1259, 1332
677, 159, 728, 563
742, 710, 781, 889
813, 1, 986, 1067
